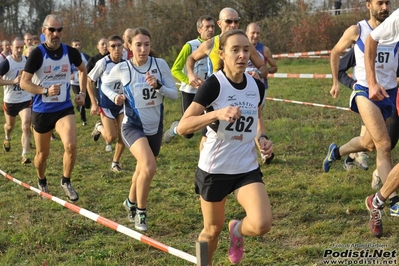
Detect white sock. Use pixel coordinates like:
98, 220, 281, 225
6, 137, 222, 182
374, 193, 385, 208
233, 221, 243, 238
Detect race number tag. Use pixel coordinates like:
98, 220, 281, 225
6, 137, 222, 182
216, 111, 256, 144
133, 82, 161, 108
41, 81, 67, 102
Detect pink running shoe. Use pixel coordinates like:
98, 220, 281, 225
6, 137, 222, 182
228, 220, 244, 264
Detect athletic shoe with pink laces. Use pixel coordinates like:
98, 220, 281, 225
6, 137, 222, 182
228, 220, 244, 264
365, 195, 383, 238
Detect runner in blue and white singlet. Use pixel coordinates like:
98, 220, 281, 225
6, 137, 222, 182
30, 43, 76, 113
100, 28, 177, 232
103, 55, 177, 136
88, 54, 125, 114
20, 14, 87, 202
87, 35, 126, 172
354, 20, 398, 90
350, 19, 399, 117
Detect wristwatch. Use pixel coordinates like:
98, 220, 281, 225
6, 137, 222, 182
42, 88, 48, 97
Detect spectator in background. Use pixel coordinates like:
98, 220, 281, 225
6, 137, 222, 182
334, 0, 342, 15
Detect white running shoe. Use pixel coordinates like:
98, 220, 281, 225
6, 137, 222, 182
371, 170, 382, 190
354, 152, 369, 170
91, 121, 102, 142
135, 211, 148, 231
163, 121, 179, 143
105, 144, 112, 152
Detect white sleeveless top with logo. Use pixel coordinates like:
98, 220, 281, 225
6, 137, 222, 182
179, 39, 209, 94
88, 55, 124, 110
70, 52, 88, 86
3, 56, 32, 103
354, 20, 399, 89
199, 71, 260, 174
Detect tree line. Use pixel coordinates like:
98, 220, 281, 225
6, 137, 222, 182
0, 0, 388, 64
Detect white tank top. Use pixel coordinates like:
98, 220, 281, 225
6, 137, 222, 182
179, 39, 209, 94
354, 20, 399, 89
3, 56, 32, 103
70, 52, 88, 86
198, 71, 260, 174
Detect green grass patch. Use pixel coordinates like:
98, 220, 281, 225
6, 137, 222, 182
0, 59, 397, 265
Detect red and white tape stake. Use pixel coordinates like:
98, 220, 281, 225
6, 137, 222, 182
273, 48, 350, 58
273, 50, 331, 58
0, 169, 198, 265
265, 97, 351, 111
268, 73, 332, 79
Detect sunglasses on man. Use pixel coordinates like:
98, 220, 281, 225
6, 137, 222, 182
221, 18, 241, 24
44, 27, 63, 33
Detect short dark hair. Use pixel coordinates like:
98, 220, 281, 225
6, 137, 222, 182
197, 15, 215, 28
108, 34, 123, 44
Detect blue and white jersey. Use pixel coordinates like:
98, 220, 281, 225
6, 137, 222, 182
31, 44, 72, 113
246, 48, 268, 89
101, 56, 178, 135
88, 55, 124, 110
354, 20, 399, 89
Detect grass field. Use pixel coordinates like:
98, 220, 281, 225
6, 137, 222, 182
0, 58, 398, 266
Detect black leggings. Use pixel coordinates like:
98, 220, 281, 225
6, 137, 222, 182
388, 110, 399, 150
181, 91, 196, 139
71, 85, 91, 122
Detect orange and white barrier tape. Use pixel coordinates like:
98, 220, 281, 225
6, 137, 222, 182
273, 48, 350, 58
0, 169, 202, 265
273, 50, 331, 58
265, 97, 351, 111
268, 73, 332, 79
